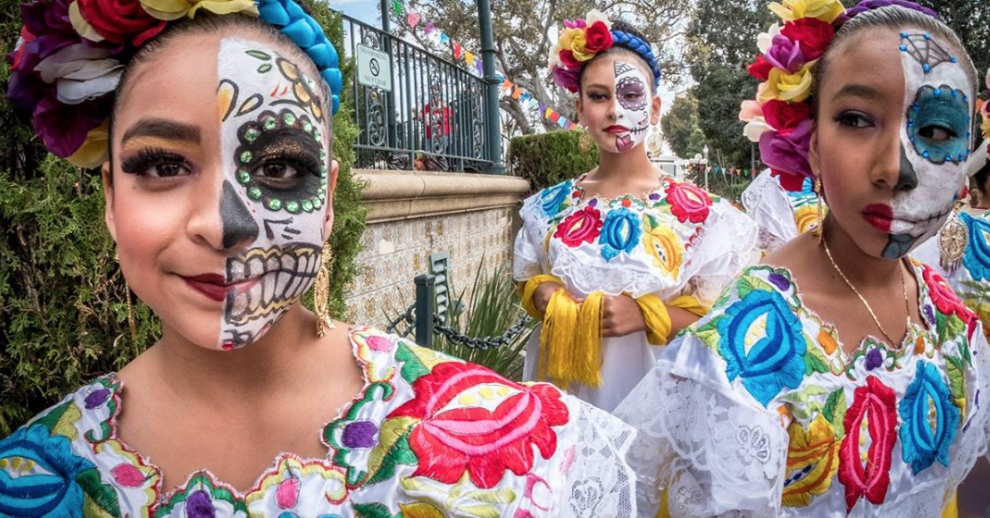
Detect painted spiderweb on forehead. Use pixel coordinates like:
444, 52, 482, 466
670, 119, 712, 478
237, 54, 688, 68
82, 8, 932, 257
614, 62, 635, 75
900, 33, 955, 73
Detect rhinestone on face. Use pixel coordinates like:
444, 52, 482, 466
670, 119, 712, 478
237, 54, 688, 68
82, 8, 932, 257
240, 151, 252, 164
267, 198, 282, 211
284, 112, 296, 125
286, 201, 300, 213
248, 187, 262, 200
244, 127, 260, 142
238, 170, 251, 185
302, 199, 314, 212
264, 117, 277, 130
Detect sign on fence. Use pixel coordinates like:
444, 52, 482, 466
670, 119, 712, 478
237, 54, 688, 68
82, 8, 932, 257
356, 44, 392, 91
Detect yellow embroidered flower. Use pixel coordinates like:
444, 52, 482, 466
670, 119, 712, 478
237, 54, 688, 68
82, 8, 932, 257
782, 415, 841, 507
793, 204, 819, 234
642, 216, 682, 278
760, 63, 814, 104
140, 0, 258, 21
770, 0, 845, 24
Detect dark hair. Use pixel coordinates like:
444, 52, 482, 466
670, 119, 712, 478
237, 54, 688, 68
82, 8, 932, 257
578, 20, 657, 94
972, 137, 990, 199
107, 13, 333, 179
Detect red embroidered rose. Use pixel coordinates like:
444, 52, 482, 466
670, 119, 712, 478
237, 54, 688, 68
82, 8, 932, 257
838, 376, 898, 513
388, 362, 569, 489
923, 265, 977, 326
665, 181, 713, 224
583, 21, 613, 53
553, 205, 603, 247
78, 0, 166, 46
762, 99, 813, 137
780, 18, 834, 61
747, 54, 773, 81
559, 49, 582, 68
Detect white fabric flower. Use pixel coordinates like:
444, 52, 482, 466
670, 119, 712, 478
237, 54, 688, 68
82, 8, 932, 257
744, 117, 774, 143
585, 9, 611, 29
35, 43, 123, 104
757, 23, 781, 54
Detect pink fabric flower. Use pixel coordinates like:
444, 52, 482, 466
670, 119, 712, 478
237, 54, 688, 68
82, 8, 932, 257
759, 118, 812, 180
765, 34, 807, 74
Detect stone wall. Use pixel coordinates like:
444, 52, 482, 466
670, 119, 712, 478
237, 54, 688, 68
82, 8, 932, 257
343, 170, 530, 329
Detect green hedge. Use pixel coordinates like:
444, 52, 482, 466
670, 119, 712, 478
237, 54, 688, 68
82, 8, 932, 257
0, 3, 366, 436
509, 130, 600, 191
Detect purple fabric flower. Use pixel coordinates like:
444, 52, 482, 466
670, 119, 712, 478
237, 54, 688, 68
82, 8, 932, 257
759, 119, 812, 179
185, 490, 215, 518
552, 65, 581, 93
341, 420, 378, 449
33, 92, 111, 158
768, 272, 791, 291
562, 19, 586, 29
84, 388, 111, 409
6, 70, 47, 113
764, 35, 807, 74
839, 0, 939, 25
865, 347, 883, 370
19, 0, 78, 70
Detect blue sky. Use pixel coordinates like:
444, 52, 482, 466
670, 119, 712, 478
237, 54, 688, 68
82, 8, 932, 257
334, 0, 384, 28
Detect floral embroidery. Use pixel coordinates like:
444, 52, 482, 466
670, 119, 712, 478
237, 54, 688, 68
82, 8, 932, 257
899, 361, 960, 475
387, 362, 569, 489
598, 207, 641, 261
782, 415, 841, 507
399, 473, 517, 517
154, 473, 248, 517
553, 205, 603, 247
838, 376, 898, 513
0, 424, 122, 518
324, 381, 399, 488
539, 181, 574, 219
664, 180, 713, 224
962, 212, 990, 282
923, 264, 979, 346
717, 287, 807, 407
245, 456, 348, 512
642, 213, 682, 278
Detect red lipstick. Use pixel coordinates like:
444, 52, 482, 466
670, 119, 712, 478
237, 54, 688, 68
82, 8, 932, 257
182, 273, 258, 302
862, 203, 893, 232
605, 125, 629, 134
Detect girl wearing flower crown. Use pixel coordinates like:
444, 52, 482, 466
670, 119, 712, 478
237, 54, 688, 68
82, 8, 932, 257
616, 1, 990, 516
514, 12, 757, 412
0, 2, 640, 516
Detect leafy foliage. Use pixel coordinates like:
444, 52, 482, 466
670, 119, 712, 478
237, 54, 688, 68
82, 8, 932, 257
660, 94, 704, 159
509, 130, 599, 191
0, 2, 365, 435
918, 0, 990, 85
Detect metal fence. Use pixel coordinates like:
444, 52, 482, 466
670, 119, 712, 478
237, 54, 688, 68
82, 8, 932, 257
340, 15, 492, 173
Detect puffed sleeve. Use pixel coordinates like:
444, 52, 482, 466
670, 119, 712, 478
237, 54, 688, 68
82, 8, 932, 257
680, 199, 758, 305
741, 170, 800, 255
513, 191, 551, 282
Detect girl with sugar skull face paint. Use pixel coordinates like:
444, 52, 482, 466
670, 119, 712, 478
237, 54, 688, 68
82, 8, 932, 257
515, 14, 757, 412
616, 2, 990, 517
0, 3, 644, 517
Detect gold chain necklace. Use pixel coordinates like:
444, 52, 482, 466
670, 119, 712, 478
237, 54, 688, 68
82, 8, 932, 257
821, 230, 911, 347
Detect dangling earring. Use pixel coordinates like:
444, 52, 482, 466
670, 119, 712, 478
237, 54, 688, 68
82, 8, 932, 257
939, 201, 967, 272
579, 126, 593, 152
115, 253, 137, 343
314, 243, 334, 337
814, 176, 825, 246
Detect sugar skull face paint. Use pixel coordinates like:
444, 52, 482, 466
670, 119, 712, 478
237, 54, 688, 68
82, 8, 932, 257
580, 57, 653, 154
218, 38, 329, 349
610, 60, 650, 152
886, 31, 972, 258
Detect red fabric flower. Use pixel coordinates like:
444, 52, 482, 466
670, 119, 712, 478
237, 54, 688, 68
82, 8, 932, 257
388, 362, 570, 489
78, 0, 166, 46
770, 169, 808, 192
762, 100, 813, 137
554, 206, 603, 247
923, 265, 977, 326
747, 54, 773, 81
838, 376, 897, 513
583, 21, 613, 53
780, 18, 834, 61
665, 181, 713, 224
559, 49, 582, 69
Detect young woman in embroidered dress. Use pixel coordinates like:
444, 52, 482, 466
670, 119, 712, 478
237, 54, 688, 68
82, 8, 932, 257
0, 2, 640, 516
514, 13, 757, 413
616, 1, 990, 516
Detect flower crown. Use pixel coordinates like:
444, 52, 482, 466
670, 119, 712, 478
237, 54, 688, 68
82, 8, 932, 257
7, 0, 343, 169
548, 10, 661, 94
969, 68, 990, 177
739, 0, 939, 191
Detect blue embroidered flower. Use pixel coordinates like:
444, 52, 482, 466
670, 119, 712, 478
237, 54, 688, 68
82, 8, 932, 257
0, 424, 103, 517
717, 289, 807, 407
599, 207, 642, 261
539, 181, 573, 218
899, 361, 960, 475
962, 212, 990, 282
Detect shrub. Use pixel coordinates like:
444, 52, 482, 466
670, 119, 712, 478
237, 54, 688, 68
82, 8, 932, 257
0, 2, 365, 435
509, 130, 599, 191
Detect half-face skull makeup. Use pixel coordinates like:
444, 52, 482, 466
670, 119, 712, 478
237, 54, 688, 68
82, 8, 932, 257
885, 31, 972, 258
217, 38, 329, 349
607, 60, 651, 153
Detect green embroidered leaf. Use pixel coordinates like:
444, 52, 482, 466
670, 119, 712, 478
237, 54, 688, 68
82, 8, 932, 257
945, 354, 967, 418
32, 400, 72, 433
946, 313, 966, 342
396, 341, 431, 383
692, 317, 722, 351
804, 349, 830, 375
737, 278, 755, 299
257, 63, 272, 73
822, 388, 847, 439
366, 416, 420, 486
353, 502, 402, 518
779, 385, 829, 420
75, 468, 122, 518
245, 49, 271, 61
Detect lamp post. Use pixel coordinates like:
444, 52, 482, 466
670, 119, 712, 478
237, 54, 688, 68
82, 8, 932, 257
703, 144, 710, 190
477, 0, 505, 173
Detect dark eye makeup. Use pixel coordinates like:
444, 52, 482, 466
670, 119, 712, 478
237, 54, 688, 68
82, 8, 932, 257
120, 147, 192, 178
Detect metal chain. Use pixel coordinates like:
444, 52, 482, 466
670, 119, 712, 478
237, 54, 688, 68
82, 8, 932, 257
432, 314, 532, 350
384, 303, 417, 338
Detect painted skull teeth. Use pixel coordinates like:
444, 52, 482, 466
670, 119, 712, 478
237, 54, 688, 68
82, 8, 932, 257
225, 244, 322, 326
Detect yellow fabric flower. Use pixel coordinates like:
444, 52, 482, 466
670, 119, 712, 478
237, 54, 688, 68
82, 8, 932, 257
760, 63, 814, 103
770, 0, 845, 23
140, 0, 258, 21
67, 120, 109, 169
559, 28, 594, 61
981, 114, 990, 141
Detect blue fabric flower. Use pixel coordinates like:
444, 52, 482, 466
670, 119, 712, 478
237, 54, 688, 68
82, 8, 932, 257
962, 212, 990, 282
717, 289, 807, 407
539, 181, 573, 218
0, 424, 96, 517
899, 361, 960, 475
599, 208, 642, 261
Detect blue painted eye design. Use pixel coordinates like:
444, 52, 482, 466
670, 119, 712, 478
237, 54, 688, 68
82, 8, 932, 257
907, 84, 971, 164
